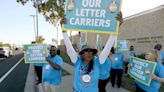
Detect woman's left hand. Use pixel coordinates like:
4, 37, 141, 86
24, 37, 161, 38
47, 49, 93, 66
149, 73, 158, 80
116, 11, 123, 26
46, 57, 50, 63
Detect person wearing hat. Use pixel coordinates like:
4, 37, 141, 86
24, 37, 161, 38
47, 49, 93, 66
61, 12, 122, 92
63, 32, 116, 92
42, 45, 64, 92
154, 44, 164, 65
135, 50, 164, 92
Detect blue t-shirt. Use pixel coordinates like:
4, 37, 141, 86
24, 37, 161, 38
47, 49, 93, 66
42, 55, 63, 85
159, 52, 164, 63
111, 53, 124, 69
73, 57, 100, 92
34, 63, 44, 66
129, 51, 136, 56
125, 51, 136, 63
99, 58, 112, 80
136, 62, 164, 92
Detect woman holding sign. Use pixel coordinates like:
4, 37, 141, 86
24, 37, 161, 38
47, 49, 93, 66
61, 13, 122, 92
135, 50, 164, 92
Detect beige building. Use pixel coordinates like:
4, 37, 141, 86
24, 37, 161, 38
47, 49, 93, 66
60, 5, 164, 52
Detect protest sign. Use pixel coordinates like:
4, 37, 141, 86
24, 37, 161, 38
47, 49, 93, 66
24, 44, 47, 63
128, 57, 157, 86
63, 0, 122, 34
116, 40, 129, 53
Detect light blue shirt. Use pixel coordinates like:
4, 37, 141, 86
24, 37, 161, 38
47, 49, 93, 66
136, 62, 164, 92
126, 51, 136, 63
34, 63, 44, 66
128, 51, 136, 56
159, 52, 164, 63
111, 53, 124, 69
73, 57, 100, 92
42, 55, 63, 85
99, 58, 112, 80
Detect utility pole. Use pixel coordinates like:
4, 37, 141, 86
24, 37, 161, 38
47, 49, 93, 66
35, 0, 39, 42
30, 15, 37, 41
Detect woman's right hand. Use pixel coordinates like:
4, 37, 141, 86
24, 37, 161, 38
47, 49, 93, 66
127, 63, 131, 68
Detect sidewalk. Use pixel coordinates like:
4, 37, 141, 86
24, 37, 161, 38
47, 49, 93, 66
24, 64, 36, 92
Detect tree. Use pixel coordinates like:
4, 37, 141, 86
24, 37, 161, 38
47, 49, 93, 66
17, 0, 65, 25
31, 35, 45, 43
37, 35, 45, 43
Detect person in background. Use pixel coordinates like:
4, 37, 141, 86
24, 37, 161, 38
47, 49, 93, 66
31, 41, 43, 85
124, 45, 136, 74
98, 47, 113, 92
154, 44, 164, 65
135, 50, 164, 92
42, 45, 63, 92
110, 48, 127, 88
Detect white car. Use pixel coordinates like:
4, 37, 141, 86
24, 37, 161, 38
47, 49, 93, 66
0, 47, 12, 58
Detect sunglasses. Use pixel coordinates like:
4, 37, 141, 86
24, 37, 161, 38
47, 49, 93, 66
83, 51, 93, 55
50, 49, 57, 52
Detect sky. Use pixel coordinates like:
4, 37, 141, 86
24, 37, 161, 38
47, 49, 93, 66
0, 0, 164, 45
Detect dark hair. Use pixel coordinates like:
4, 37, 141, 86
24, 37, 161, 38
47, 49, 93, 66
86, 60, 94, 74
81, 58, 94, 74
111, 47, 115, 54
154, 44, 162, 51
130, 45, 134, 51
136, 53, 146, 60
57, 49, 60, 55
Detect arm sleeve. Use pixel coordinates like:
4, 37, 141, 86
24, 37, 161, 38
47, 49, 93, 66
99, 35, 117, 64
62, 32, 78, 64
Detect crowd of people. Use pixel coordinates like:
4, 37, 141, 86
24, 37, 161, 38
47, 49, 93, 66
30, 12, 164, 92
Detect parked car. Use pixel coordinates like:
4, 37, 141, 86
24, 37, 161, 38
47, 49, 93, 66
0, 47, 12, 58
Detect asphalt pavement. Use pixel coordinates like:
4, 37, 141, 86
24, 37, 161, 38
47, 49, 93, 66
0, 53, 29, 92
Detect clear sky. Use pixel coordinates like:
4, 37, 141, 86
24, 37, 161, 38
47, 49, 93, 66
0, 0, 164, 45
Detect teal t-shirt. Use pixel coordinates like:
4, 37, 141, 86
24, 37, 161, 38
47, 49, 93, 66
159, 52, 164, 63
99, 58, 112, 80
42, 55, 63, 85
112, 53, 124, 69
34, 63, 44, 66
135, 62, 164, 92
73, 57, 100, 92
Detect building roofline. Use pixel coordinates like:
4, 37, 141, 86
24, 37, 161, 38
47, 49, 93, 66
124, 5, 164, 21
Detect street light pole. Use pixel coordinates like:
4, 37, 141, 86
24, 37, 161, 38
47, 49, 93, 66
30, 15, 37, 41
35, 0, 39, 42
